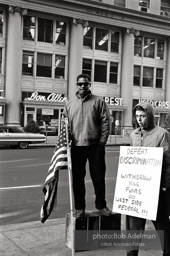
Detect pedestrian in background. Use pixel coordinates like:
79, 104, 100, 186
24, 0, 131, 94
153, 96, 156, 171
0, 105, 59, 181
126, 102, 170, 256
63, 73, 112, 217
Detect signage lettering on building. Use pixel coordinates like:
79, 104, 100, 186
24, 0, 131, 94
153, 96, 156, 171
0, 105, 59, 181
139, 99, 169, 109
28, 92, 67, 103
104, 97, 123, 106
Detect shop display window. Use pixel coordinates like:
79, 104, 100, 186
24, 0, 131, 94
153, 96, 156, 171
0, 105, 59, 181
23, 16, 35, 41
110, 110, 122, 135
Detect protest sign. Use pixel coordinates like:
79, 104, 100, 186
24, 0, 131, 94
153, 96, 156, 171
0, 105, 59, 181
112, 146, 163, 220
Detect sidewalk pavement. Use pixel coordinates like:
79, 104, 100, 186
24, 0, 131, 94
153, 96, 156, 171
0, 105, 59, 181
0, 216, 162, 256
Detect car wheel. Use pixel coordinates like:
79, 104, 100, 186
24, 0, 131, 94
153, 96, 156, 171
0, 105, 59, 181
19, 142, 29, 149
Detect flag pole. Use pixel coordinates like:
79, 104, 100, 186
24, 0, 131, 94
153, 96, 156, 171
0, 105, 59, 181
65, 118, 75, 256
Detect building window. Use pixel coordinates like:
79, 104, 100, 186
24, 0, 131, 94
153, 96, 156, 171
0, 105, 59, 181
114, 0, 125, 7
37, 53, 52, 77
0, 48, 2, 73
144, 37, 155, 58
156, 68, 163, 88
55, 21, 66, 45
22, 51, 34, 76
38, 18, 53, 43
82, 59, 92, 78
110, 62, 118, 83
111, 31, 119, 53
94, 60, 107, 82
160, 0, 170, 16
83, 27, 93, 49
55, 55, 65, 79
133, 66, 141, 86
139, 0, 150, 12
157, 40, 164, 60
95, 28, 109, 51
143, 67, 154, 87
23, 16, 35, 41
0, 12, 3, 37
134, 36, 142, 56
110, 110, 122, 135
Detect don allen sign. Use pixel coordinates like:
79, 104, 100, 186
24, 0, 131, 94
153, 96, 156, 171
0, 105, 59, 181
112, 146, 163, 220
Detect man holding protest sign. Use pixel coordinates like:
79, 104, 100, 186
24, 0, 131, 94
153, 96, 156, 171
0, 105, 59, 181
126, 102, 170, 256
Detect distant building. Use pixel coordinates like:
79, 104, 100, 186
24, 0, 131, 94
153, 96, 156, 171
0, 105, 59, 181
0, 0, 170, 139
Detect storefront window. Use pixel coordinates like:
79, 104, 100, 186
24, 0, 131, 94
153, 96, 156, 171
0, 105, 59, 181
94, 60, 107, 82
143, 67, 154, 87
95, 28, 109, 51
156, 68, 163, 88
38, 18, 53, 43
37, 108, 60, 135
111, 31, 119, 53
55, 55, 65, 79
22, 51, 34, 76
55, 21, 66, 45
37, 53, 52, 77
110, 62, 118, 84
144, 37, 155, 58
83, 27, 93, 49
23, 16, 35, 41
133, 66, 141, 86
0, 12, 3, 37
82, 58, 92, 78
110, 110, 122, 135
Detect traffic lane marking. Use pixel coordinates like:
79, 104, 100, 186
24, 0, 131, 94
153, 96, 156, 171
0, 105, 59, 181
0, 158, 41, 164
0, 185, 42, 190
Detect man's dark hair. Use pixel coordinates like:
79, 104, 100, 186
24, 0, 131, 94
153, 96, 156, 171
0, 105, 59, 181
77, 73, 91, 82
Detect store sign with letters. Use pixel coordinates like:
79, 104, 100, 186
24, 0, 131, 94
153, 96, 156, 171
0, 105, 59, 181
112, 146, 163, 220
28, 92, 67, 103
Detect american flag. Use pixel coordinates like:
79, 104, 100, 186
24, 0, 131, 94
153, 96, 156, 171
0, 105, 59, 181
40, 122, 68, 223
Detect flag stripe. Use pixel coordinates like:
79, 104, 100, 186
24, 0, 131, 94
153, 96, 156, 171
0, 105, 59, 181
40, 122, 68, 223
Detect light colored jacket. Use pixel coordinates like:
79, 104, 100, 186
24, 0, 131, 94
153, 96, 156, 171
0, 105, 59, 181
63, 91, 110, 146
130, 126, 169, 151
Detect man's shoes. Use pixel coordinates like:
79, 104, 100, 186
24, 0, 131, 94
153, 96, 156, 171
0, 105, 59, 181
96, 206, 112, 216
74, 209, 85, 217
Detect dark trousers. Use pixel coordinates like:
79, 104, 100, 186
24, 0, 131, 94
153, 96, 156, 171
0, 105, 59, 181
126, 189, 170, 256
71, 143, 107, 210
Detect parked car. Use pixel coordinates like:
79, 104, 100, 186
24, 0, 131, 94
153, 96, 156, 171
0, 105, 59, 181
38, 120, 57, 135
0, 126, 46, 149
